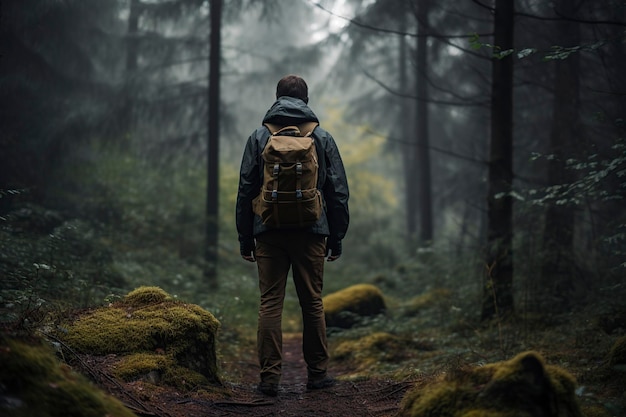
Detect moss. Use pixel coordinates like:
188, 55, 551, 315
113, 352, 208, 390
333, 332, 435, 379
399, 351, 584, 417
60, 287, 221, 386
608, 336, 626, 366
404, 288, 452, 315
124, 286, 170, 306
0, 337, 137, 417
113, 352, 174, 381
323, 284, 385, 328
161, 365, 209, 390
335, 332, 402, 362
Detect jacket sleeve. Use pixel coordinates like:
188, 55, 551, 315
236, 131, 262, 254
320, 132, 350, 244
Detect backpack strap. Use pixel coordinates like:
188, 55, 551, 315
264, 123, 284, 136
264, 122, 318, 137
297, 122, 318, 137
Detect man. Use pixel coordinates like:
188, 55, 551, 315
236, 75, 349, 396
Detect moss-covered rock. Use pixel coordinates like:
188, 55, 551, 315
0, 336, 137, 417
60, 286, 220, 386
399, 351, 583, 417
323, 284, 386, 329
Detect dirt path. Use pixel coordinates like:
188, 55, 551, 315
92, 333, 409, 417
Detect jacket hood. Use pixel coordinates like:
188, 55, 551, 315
262, 96, 319, 125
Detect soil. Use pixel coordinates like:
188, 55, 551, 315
80, 333, 409, 417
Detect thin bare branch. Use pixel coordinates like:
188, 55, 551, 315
362, 69, 489, 108
306, 0, 489, 39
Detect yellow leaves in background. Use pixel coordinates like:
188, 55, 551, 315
319, 102, 399, 216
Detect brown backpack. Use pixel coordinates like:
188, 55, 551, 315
252, 122, 323, 228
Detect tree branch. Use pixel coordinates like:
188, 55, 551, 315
307, 0, 489, 39
367, 128, 487, 165
517, 9, 626, 26
470, 0, 494, 13
362, 69, 489, 108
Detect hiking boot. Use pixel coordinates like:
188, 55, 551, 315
306, 376, 336, 390
257, 381, 279, 397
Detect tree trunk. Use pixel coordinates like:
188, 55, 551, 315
121, 0, 140, 136
482, 0, 515, 321
204, 0, 222, 289
540, 0, 581, 306
398, 7, 417, 250
415, 0, 433, 245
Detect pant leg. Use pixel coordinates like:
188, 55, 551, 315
289, 234, 329, 381
255, 234, 291, 384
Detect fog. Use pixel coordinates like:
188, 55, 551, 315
1, 0, 624, 317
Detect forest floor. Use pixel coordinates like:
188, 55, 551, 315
72, 302, 626, 417
79, 333, 409, 417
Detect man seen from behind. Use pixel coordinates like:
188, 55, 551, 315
235, 74, 349, 397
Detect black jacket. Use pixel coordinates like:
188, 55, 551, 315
236, 96, 350, 255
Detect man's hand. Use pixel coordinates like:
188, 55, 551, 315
242, 253, 256, 262
325, 239, 342, 262
240, 238, 255, 262
327, 253, 340, 262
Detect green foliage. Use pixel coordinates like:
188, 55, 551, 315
0, 138, 265, 331
469, 33, 605, 61
469, 33, 515, 59
543, 40, 605, 61
525, 132, 626, 268
0, 189, 28, 201
528, 139, 626, 207
0, 207, 126, 324
49, 141, 212, 292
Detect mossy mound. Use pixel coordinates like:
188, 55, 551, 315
124, 286, 170, 306
323, 284, 386, 329
333, 332, 432, 373
403, 288, 452, 316
60, 286, 220, 386
399, 351, 583, 417
0, 336, 137, 417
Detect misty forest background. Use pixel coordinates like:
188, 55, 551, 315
1, 0, 625, 337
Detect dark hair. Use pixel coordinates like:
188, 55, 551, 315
276, 75, 308, 103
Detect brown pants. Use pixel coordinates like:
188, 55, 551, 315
255, 230, 328, 384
